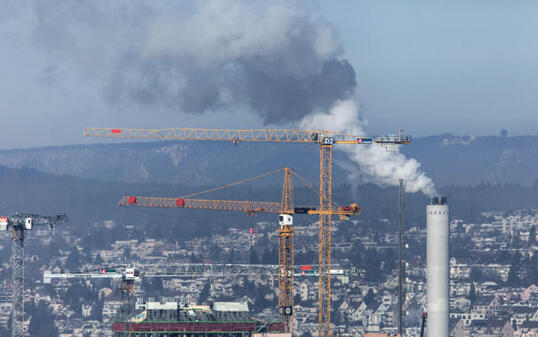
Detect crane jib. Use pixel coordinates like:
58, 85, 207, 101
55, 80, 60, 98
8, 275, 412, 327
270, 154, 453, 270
86, 128, 323, 143
85, 127, 411, 146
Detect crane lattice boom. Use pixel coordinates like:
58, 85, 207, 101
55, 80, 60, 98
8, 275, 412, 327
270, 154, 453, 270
119, 196, 282, 214
118, 195, 360, 217
44, 263, 346, 283
84, 127, 410, 145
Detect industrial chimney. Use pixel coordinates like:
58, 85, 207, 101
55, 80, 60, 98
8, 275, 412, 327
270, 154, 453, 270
426, 196, 449, 337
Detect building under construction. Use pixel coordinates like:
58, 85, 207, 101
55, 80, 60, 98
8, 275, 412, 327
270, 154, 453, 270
112, 300, 286, 337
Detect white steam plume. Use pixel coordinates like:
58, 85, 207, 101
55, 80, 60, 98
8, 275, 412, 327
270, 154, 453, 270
300, 99, 438, 196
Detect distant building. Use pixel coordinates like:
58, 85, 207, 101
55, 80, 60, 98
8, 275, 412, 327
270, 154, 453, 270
113, 300, 284, 337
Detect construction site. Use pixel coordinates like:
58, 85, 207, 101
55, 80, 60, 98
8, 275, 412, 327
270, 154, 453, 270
1, 127, 416, 337
82, 127, 410, 337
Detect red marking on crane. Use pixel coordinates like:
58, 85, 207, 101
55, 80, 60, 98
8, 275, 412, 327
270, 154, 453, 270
356, 137, 372, 144
127, 196, 137, 204
301, 265, 312, 271
250, 227, 253, 236
111, 129, 122, 134
176, 198, 185, 207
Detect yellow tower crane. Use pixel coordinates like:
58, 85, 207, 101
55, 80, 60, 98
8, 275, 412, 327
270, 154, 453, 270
84, 127, 410, 337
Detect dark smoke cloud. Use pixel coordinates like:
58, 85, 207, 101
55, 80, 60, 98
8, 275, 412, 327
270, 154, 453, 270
30, 0, 356, 124
239, 59, 356, 123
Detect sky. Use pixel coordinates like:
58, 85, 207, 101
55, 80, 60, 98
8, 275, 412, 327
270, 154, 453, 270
320, 1, 538, 137
1, 0, 537, 149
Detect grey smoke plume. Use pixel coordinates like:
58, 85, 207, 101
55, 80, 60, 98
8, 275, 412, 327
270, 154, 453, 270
31, 0, 355, 124
29, 0, 436, 195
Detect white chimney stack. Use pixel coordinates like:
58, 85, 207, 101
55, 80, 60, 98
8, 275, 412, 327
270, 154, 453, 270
427, 196, 449, 337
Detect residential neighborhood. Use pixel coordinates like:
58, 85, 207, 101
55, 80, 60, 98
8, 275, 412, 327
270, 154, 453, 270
0, 208, 535, 336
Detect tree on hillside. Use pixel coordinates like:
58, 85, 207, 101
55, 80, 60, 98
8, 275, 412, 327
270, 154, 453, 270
199, 280, 211, 304
470, 267, 482, 282
528, 254, 538, 284
469, 283, 476, 303
249, 248, 259, 264
507, 253, 522, 286
363, 249, 382, 282
363, 289, 377, 308
65, 247, 82, 269
27, 301, 58, 337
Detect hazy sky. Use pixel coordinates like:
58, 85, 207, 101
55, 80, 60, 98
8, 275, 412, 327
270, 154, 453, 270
321, 0, 538, 137
1, 0, 537, 149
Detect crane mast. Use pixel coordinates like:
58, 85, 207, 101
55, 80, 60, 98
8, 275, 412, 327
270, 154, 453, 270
279, 168, 294, 331
11, 232, 24, 337
84, 126, 409, 337
318, 143, 332, 337
1, 213, 68, 337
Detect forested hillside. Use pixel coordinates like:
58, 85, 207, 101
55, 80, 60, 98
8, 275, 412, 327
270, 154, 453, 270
1, 134, 538, 188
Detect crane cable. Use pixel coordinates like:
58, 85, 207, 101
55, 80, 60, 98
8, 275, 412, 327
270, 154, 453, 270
290, 169, 343, 209
179, 168, 284, 198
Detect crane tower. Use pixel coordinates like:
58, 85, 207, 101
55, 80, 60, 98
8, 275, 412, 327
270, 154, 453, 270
1, 213, 68, 337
